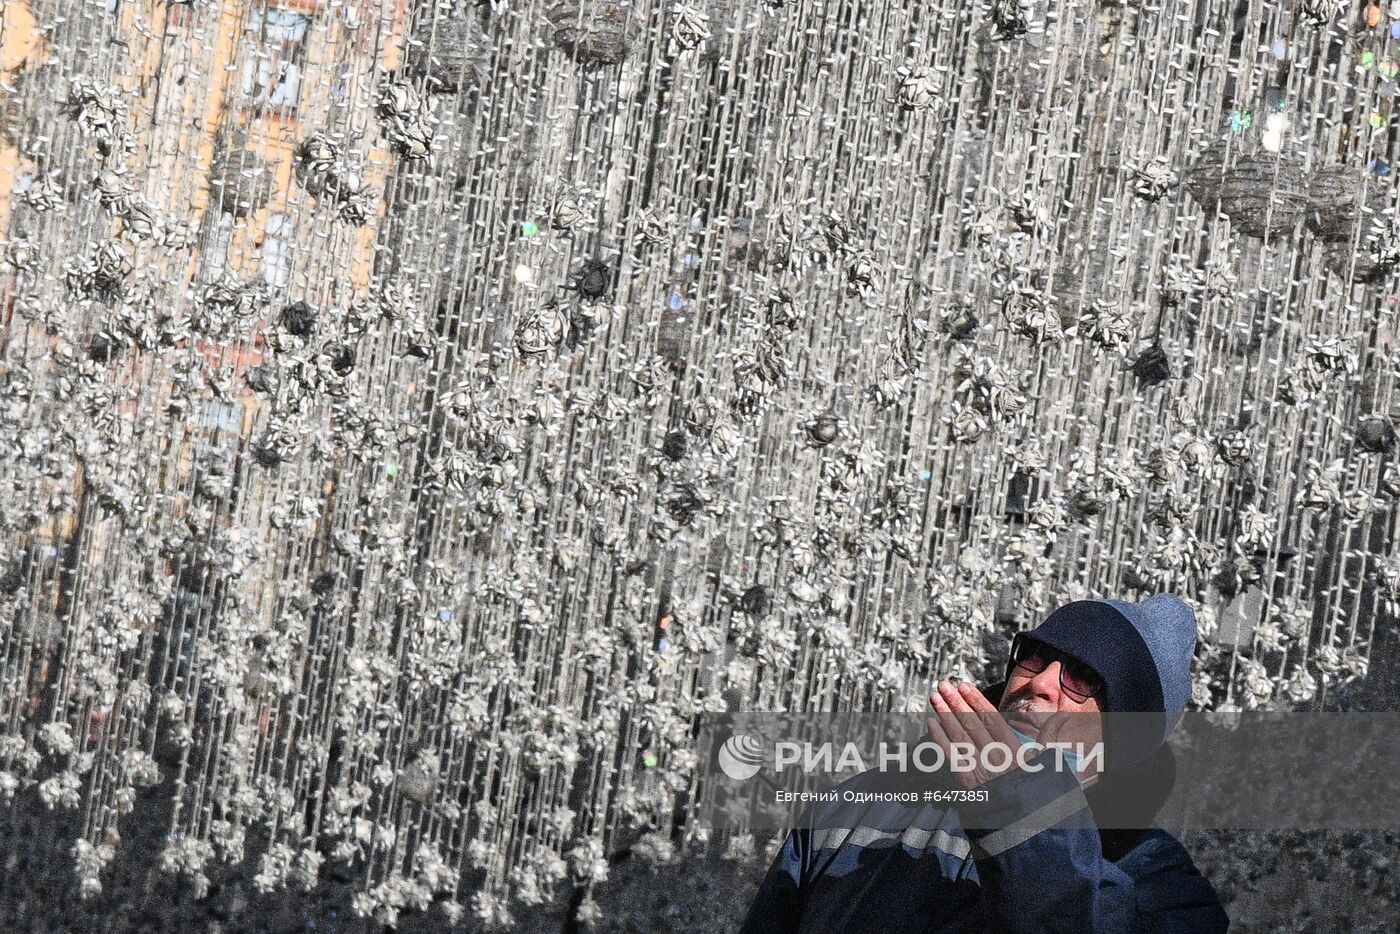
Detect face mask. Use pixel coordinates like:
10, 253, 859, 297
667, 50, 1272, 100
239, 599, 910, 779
1009, 724, 1086, 784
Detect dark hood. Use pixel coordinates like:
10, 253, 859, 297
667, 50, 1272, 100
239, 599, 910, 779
1008, 594, 1198, 772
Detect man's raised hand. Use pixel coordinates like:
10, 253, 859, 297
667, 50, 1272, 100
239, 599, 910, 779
926, 681, 1021, 790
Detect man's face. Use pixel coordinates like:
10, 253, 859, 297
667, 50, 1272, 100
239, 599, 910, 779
997, 637, 1105, 736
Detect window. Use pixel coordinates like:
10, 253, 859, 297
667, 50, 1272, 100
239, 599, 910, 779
167, 3, 195, 29
261, 213, 293, 288
198, 399, 244, 433
239, 56, 304, 111
237, 9, 311, 116
331, 65, 353, 102
202, 211, 236, 278
264, 9, 309, 41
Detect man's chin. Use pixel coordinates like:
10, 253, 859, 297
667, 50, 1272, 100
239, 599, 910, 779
1004, 711, 1041, 738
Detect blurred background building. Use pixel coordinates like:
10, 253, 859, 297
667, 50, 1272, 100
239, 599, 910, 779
0, 0, 1398, 930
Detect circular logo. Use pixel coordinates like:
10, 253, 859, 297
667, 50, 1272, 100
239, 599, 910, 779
718, 733, 765, 781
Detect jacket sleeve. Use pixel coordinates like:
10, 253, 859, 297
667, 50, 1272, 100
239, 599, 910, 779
1127, 833, 1231, 934
955, 765, 1160, 934
739, 828, 809, 934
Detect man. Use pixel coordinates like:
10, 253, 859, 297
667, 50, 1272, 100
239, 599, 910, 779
740, 593, 1229, 933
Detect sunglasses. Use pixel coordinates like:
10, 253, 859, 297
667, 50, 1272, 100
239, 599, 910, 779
1009, 633, 1105, 703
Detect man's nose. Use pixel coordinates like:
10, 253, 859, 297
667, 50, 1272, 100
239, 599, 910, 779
1028, 661, 1063, 701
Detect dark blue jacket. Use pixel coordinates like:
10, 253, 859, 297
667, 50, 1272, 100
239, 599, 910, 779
739, 752, 1228, 933
742, 595, 1229, 934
